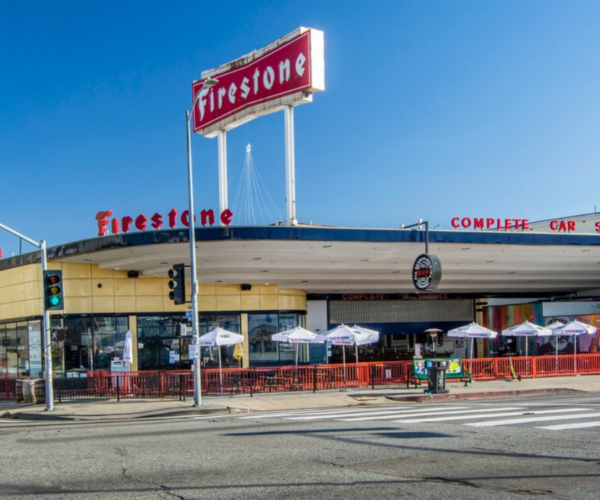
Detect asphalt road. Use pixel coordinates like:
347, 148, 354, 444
1, 393, 599, 499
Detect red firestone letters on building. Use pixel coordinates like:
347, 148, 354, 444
95, 208, 233, 236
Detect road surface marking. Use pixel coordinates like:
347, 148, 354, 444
467, 409, 599, 427
537, 421, 600, 431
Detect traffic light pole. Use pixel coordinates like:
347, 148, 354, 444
0, 223, 53, 411
186, 108, 202, 408
40, 240, 54, 411
184, 78, 219, 407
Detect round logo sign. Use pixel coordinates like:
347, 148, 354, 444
412, 254, 442, 291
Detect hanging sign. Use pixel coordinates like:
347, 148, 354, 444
412, 254, 442, 291
192, 27, 325, 137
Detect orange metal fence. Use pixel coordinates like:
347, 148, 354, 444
5, 353, 600, 402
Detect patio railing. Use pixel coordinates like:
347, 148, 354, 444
2, 353, 600, 402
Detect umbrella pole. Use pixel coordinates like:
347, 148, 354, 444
218, 347, 223, 394
470, 338, 474, 359
343, 346, 346, 383
355, 343, 359, 364
556, 336, 558, 374
574, 335, 577, 374
295, 343, 299, 367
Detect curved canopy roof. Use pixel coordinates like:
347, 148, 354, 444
4, 226, 600, 296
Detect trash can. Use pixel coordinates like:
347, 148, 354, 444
425, 361, 449, 394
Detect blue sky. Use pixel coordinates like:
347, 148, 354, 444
2, 1, 600, 257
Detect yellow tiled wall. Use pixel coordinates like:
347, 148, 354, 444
0, 263, 307, 321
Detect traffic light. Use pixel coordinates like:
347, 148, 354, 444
168, 264, 186, 305
43, 270, 64, 310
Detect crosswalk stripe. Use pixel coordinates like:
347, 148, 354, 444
288, 406, 472, 421
467, 410, 600, 427
538, 421, 600, 431
340, 407, 524, 422
393, 408, 588, 424
239, 406, 408, 419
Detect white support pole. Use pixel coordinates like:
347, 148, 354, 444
284, 105, 298, 225
218, 130, 228, 220
185, 110, 202, 407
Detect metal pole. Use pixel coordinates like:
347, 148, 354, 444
218, 130, 228, 220
40, 240, 54, 411
284, 106, 297, 225
0, 224, 54, 411
186, 110, 202, 407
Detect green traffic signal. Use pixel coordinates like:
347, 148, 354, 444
43, 270, 64, 311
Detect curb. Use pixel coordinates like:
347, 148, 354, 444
4, 406, 230, 422
385, 387, 584, 403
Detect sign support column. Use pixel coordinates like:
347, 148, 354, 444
218, 130, 228, 220
284, 105, 298, 226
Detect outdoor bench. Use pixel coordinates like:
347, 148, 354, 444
408, 357, 472, 389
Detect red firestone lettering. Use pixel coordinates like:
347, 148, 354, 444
135, 214, 148, 232
201, 209, 215, 227
568, 220, 576, 231
220, 209, 233, 226
122, 216, 134, 233
550, 220, 559, 231
168, 208, 178, 229
111, 218, 120, 235
474, 218, 484, 229
461, 217, 471, 229
95, 210, 113, 236
181, 210, 196, 227
451, 217, 460, 228
151, 213, 163, 230
486, 218, 495, 229
596, 221, 600, 233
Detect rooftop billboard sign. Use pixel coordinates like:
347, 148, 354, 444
192, 27, 325, 138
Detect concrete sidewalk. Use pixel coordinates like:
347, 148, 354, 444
2, 374, 600, 421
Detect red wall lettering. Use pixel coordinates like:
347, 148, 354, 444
95, 210, 113, 236
201, 209, 215, 227
122, 216, 134, 234
135, 214, 148, 232
450, 216, 530, 231
168, 208, 178, 229
151, 213, 163, 230
221, 209, 233, 226
95, 207, 234, 237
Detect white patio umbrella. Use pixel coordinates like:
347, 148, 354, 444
351, 325, 380, 362
501, 321, 551, 358
315, 324, 379, 380
271, 326, 318, 367
556, 320, 597, 373
198, 327, 244, 394
122, 331, 133, 366
448, 322, 498, 358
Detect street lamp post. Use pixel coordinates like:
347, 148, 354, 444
185, 78, 218, 407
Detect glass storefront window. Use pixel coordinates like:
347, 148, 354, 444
248, 313, 302, 365
198, 314, 241, 368
0, 324, 6, 374
137, 315, 192, 371
48, 316, 129, 375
